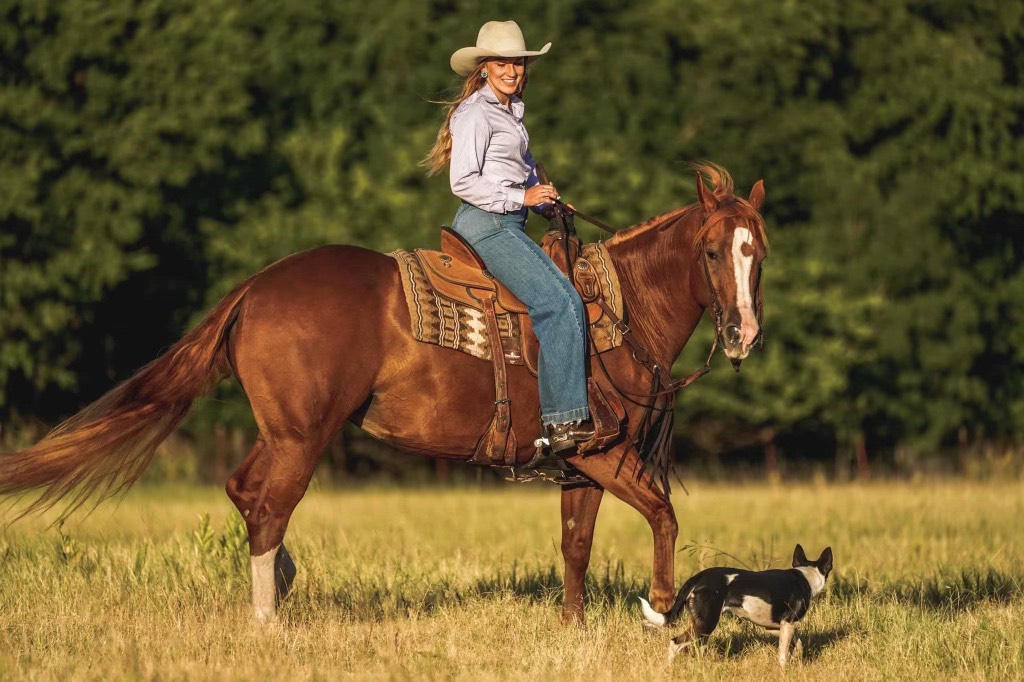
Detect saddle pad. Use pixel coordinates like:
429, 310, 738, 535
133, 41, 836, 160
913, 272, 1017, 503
391, 249, 518, 361
390, 242, 625, 362
579, 242, 625, 350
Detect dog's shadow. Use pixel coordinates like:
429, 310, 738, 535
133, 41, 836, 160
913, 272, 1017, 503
711, 626, 849, 662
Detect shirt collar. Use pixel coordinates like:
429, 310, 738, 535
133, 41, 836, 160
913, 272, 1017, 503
477, 84, 525, 120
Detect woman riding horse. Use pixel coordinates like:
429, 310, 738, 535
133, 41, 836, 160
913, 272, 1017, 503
0, 13, 768, 622
422, 20, 594, 454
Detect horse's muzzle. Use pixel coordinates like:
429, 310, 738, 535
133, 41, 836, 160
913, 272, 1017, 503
723, 326, 758, 365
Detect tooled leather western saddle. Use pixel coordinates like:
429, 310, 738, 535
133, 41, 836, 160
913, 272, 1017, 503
397, 226, 626, 468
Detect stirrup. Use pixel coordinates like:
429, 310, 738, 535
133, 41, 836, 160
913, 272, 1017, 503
546, 420, 597, 455
525, 446, 574, 471
507, 459, 592, 486
523, 435, 584, 468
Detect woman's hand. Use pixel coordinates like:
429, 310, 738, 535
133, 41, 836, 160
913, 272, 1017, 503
524, 183, 560, 207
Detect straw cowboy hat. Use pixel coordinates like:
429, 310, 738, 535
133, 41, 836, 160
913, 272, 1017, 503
450, 21, 551, 76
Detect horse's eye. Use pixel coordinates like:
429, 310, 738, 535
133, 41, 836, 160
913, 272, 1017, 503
706, 250, 718, 261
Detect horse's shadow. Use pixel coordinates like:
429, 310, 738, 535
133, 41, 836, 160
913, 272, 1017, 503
286, 560, 641, 624
470, 560, 642, 607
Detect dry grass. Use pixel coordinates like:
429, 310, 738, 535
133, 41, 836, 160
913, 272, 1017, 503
1, 479, 1022, 680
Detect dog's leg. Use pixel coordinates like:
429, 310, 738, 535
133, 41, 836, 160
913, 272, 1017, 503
777, 621, 796, 667
667, 618, 705, 664
666, 598, 719, 663
667, 632, 698, 663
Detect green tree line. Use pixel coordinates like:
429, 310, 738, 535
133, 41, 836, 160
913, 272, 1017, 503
1, 0, 1022, 472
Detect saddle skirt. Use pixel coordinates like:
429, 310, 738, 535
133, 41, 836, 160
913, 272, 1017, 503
390, 229, 625, 373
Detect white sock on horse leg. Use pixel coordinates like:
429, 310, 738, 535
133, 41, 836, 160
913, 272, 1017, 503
252, 543, 281, 623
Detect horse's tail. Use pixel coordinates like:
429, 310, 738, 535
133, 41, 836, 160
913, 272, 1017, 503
0, 274, 258, 517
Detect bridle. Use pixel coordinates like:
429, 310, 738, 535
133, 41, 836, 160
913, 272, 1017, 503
562, 203, 760, 402
548, 194, 764, 493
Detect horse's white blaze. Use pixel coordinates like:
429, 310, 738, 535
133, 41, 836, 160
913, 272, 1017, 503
252, 544, 281, 623
731, 226, 759, 350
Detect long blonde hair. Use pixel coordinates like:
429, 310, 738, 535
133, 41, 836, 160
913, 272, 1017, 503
421, 60, 529, 177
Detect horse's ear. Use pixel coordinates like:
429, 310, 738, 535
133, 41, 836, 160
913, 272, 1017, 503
695, 172, 718, 216
749, 179, 766, 211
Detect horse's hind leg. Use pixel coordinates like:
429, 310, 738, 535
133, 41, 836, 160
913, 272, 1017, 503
226, 431, 327, 622
218, 246, 391, 622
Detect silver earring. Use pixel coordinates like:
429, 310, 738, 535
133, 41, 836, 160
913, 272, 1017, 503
480, 71, 487, 78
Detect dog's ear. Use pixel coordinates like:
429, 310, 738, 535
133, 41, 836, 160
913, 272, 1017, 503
817, 547, 833, 577
792, 544, 808, 567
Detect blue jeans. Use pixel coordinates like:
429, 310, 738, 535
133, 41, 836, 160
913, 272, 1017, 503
451, 202, 590, 425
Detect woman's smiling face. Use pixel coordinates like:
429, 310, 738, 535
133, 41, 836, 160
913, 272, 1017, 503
483, 57, 525, 104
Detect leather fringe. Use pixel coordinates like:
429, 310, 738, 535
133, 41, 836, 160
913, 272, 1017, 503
616, 375, 678, 496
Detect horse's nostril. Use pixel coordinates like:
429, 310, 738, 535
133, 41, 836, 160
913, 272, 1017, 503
725, 324, 741, 345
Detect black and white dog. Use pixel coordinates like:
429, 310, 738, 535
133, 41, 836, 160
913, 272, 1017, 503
640, 544, 833, 666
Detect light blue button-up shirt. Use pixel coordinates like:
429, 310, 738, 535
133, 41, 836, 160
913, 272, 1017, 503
449, 85, 540, 213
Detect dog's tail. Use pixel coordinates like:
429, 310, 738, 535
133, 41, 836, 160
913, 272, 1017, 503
639, 572, 702, 628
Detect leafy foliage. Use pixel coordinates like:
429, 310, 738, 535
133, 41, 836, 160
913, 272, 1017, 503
2, 0, 1021, 465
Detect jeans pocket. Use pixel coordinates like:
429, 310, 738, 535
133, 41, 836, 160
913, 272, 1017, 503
451, 204, 503, 246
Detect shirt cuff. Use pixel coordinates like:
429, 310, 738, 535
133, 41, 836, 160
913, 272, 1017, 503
505, 186, 526, 212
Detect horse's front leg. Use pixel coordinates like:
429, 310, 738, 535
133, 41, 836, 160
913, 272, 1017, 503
569, 446, 678, 613
560, 483, 605, 625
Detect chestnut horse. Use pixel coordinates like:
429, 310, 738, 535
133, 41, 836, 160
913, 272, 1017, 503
0, 164, 767, 625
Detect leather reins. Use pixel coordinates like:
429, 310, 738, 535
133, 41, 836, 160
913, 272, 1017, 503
553, 198, 732, 403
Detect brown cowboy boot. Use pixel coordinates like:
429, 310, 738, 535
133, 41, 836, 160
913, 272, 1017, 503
547, 420, 596, 455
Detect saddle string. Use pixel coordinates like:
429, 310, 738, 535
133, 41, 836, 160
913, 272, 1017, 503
614, 369, 679, 494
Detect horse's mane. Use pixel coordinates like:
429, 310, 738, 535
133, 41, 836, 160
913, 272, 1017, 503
608, 162, 768, 251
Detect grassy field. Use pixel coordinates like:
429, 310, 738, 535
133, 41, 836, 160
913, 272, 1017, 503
0, 479, 1021, 681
